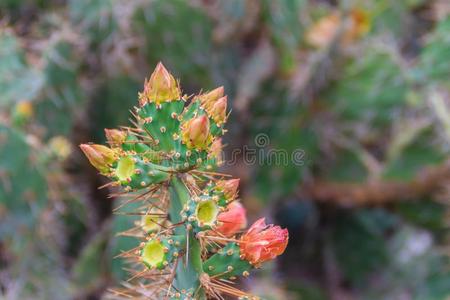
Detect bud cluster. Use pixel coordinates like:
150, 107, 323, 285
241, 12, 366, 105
80, 63, 288, 299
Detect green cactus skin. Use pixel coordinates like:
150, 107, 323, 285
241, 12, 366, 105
136, 99, 220, 171
180, 185, 229, 233
170, 177, 206, 299
113, 156, 170, 188
203, 243, 252, 279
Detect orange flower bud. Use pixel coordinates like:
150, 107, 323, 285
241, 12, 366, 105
215, 202, 247, 237
209, 138, 223, 164
139, 62, 180, 105
80, 144, 116, 173
140, 209, 165, 233
105, 129, 127, 146
210, 96, 227, 124
306, 13, 340, 48
15, 101, 34, 119
183, 115, 210, 149
346, 9, 370, 43
306, 8, 370, 49
217, 179, 239, 200
198, 87, 228, 124
239, 218, 288, 265
199, 86, 224, 110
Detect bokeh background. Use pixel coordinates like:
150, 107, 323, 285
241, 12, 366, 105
1, 0, 450, 299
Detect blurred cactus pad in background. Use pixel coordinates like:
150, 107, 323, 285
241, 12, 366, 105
0, 0, 450, 299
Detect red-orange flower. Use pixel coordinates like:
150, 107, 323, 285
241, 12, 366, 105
239, 218, 288, 265
215, 202, 247, 237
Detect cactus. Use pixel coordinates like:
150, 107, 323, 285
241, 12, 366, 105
80, 63, 289, 299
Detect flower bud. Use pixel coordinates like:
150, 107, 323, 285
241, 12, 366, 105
209, 138, 223, 164
239, 218, 288, 265
210, 96, 227, 124
215, 202, 247, 237
49, 136, 71, 160
139, 62, 180, 105
199, 86, 224, 110
105, 129, 127, 146
183, 115, 210, 149
15, 101, 33, 119
346, 8, 370, 43
217, 179, 239, 200
306, 8, 370, 48
80, 144, 116, 173
305, 12, 340, 48
13, 101, 34, 126
141, 210, 165, 233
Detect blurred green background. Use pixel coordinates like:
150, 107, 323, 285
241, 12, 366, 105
1, 0, 450, 299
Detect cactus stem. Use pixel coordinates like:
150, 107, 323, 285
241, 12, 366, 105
169, 176, 206, 299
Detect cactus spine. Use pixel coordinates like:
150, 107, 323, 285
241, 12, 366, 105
80, 63, 288, 299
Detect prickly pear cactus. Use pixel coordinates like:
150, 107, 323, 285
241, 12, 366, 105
80, 63, 289, 299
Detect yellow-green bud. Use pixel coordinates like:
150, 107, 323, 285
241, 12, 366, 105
183, 115, 211, 150
105, 128, 127, 146
80, 144, 116, 173
199, 86, 224, 110
139, 62, 181, 105
210, 96, 227, 124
